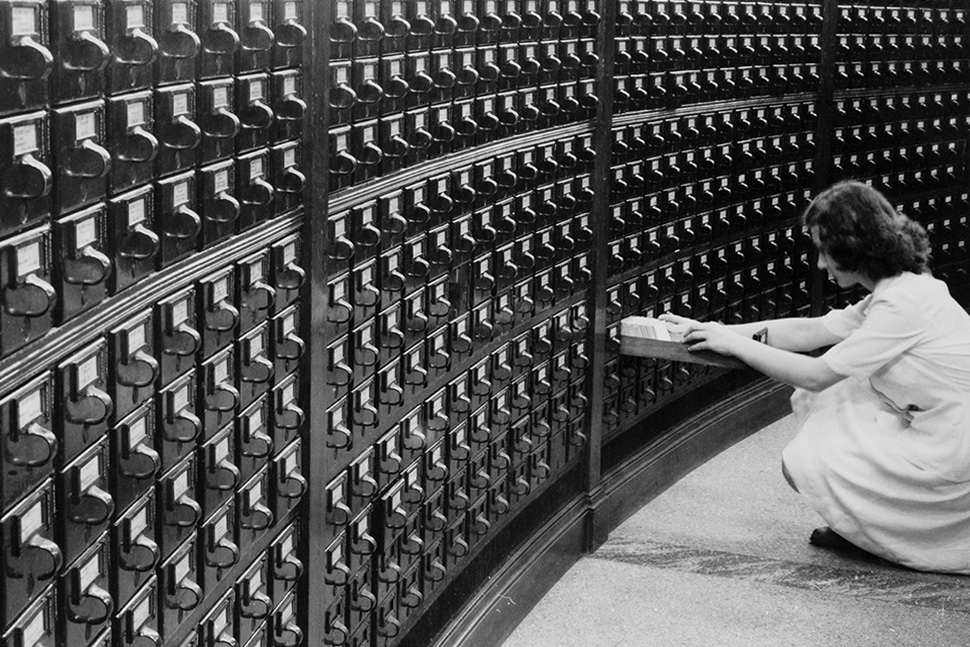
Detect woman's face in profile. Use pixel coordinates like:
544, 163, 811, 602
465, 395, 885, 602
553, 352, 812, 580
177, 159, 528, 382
811, 227, 863, 289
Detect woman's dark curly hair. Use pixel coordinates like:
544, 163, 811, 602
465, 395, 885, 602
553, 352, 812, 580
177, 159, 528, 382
803, 181, 932, 280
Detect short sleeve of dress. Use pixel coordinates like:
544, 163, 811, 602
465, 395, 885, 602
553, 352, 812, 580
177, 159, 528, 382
821, 291, 927, 377
820, 296, 871, 339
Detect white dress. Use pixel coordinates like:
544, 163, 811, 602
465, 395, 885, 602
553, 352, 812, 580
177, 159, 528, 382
783, 272, 970, 573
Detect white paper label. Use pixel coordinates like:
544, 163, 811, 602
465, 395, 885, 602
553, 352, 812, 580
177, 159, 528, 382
128, 198, 146, 226
132, 596, 151, 630
284, 2, 298, 19
80, 455, 100, 490
282, 534, 294, 555
13, 124, 37, 156
215, 437, 230, 462
11, 7, 36, 35
213, 2, 228, 23
213, 606, 229, 636
127, 101, 145, 128
249, 333, 263, 356
174, 383, 189, 411
215, 357, 229, 383
173, 469, 189, 498
283, 76, 296, 96
282, 312, 295, 335
129, 416, 147, 446
249, 405, 263, 430
130, 503, 148, 538
283, 381, 295, 405
172, 2, 188, 24
249, 565, 263, 591
76, 112, 96, 141
250, 2, 264, 21
173, 181, 189, 205
284, 148, 296, 168
213, 86, 228, 108
127, 4, 145, 28
213, 276, 229, 301
172, 298, 188, 325
79, 552, 101, 590
19, 388, 42, 428
250, 478, 263, 502
76, 217, 97, 249
250, 157, 264, 178
249, 80, 263, 102
78, 355, 99, 388
175, 552, 190, 581
20, 500, 43, 540
214, 169, 229, 193
281, 599, 294, 623
22, 607, 45, 647
129, 322, 146, 351
74, 5, 95, 31
335, 66, 349, 84
172, 92, 189, 115
283, 242, 297, 263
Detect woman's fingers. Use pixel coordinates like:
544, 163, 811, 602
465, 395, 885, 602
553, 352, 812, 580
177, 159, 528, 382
661, 313, 696, 323
681, 328, 704, 345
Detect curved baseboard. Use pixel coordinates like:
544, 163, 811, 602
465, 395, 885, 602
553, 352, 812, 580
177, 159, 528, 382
428, 378, 793, 647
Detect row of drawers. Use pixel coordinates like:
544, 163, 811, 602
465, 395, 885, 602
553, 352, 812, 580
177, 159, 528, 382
617, 32, 968, 74
329, 110, 595, 190
834, 4, 967, 35
325, 275, 590, 432
329, 0, 962, 43
328, 48, 599, 133
329, 0, 829, 57
832, 59, 967, 90
4, 518, 303, 647
616, 33, 822, 70
1, 81, 305, 225
330, 0, 603, 59
324, 374, 588, 548
0, 0, 306, 116
321, 420, 583, 646
1, 431, 305, 632
1, 302, 306, 513
328, 163, 595, 277
833, 91, 970, 125
0, 218, 303, 355
325, 302, 590, 471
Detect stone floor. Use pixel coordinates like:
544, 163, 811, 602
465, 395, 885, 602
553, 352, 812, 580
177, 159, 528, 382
502, 415, 970, 647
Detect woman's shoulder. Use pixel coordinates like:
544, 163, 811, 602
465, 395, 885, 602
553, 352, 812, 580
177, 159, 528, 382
872, 272, 955, 313
875, 272, 946, 298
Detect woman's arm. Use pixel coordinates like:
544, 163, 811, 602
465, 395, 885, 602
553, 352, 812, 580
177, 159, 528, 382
660, 314, 842, 353
679, 322, 846, 391
725, 317, 843, 353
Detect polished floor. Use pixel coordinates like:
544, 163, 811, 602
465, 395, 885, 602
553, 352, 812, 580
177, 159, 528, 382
502, 415, 970, 647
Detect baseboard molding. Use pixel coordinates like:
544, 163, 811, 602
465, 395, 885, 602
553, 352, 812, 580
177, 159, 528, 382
428, 495, 589, 647
594, 379, 793, 540
428, 377, 792, 647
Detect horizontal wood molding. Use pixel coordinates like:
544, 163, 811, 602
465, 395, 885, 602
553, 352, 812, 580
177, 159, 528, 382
0, 211, 302, 392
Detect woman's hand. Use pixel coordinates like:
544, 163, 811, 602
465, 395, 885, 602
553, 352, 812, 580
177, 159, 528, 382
657, 313, 699, 339
679, 321, 741, 357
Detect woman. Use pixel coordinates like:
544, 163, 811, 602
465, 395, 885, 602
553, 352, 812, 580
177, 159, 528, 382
662, 181, 970, 574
